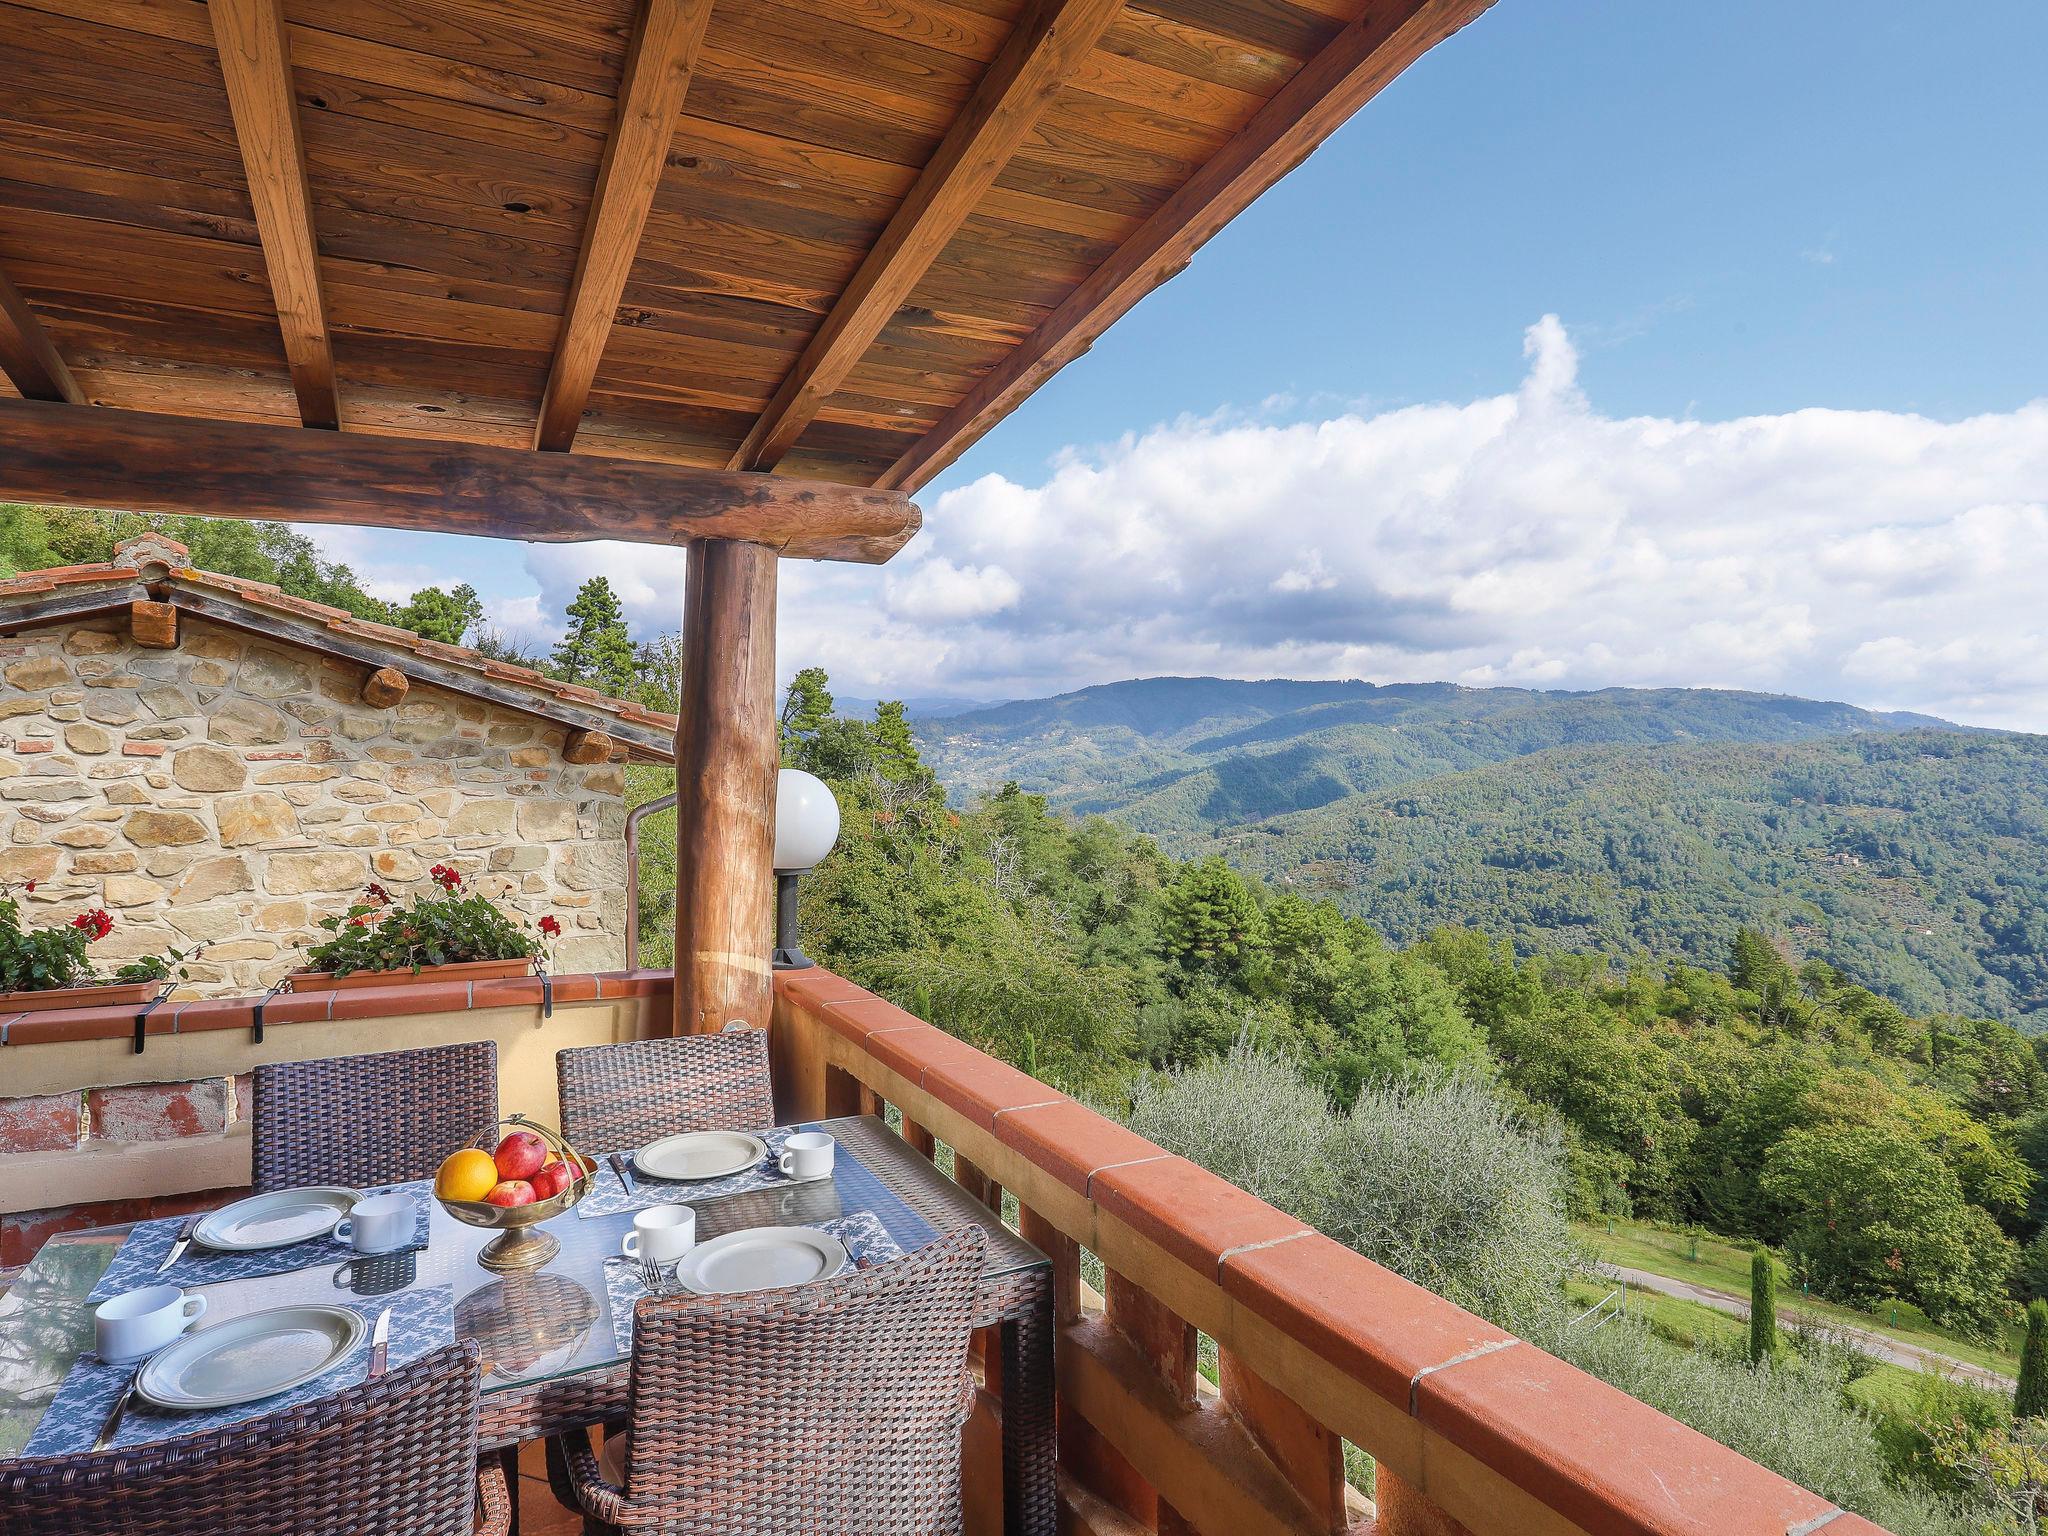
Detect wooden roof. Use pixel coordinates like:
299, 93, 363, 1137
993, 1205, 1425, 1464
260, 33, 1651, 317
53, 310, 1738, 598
0, 0, 1489, 504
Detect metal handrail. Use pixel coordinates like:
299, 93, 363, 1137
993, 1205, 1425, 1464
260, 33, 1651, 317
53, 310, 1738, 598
623, 790, 677, 970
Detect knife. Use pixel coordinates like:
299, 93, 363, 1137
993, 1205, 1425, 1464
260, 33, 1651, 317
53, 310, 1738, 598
609, 1152, 639, 1197
366, 1307, 391, 1381
154, 1214, 200, 1276
93, 1376, 137, 1451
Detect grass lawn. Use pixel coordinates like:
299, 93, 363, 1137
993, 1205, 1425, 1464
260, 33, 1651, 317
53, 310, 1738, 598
1562, 1279, 1959, 1421
1573, 1218, 2022, 1378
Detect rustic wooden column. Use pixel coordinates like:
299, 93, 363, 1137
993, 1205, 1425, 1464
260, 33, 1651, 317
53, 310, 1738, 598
672, 537, 778, 1034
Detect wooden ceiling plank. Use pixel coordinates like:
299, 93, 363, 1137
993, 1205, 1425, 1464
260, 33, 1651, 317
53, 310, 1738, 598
728, 0, 1129, 472
0, 265, 85, 403
878, 0, 1494, 490
209, 0, 341, 429
534, 0, 717, 452
0, 398, 920, 562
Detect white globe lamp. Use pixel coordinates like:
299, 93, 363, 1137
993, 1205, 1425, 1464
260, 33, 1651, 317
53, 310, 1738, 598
772, 768, 839, 970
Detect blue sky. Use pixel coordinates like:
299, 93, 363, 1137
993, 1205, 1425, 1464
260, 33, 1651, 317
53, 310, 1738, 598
323, 0, 2048, 724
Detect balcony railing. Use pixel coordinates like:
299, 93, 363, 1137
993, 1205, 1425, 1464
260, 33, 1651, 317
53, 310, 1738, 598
769, 967, 1889, 1536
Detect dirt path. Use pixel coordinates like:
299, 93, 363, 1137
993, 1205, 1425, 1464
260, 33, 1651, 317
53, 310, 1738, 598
1601, 1264, 2014, 1390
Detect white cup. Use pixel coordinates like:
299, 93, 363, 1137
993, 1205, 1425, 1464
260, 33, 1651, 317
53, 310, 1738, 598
778, 1131, 836, 1183
622, 1204, 696, 1266
96, 1285, 206, 1362
332, 1193, 414, 1254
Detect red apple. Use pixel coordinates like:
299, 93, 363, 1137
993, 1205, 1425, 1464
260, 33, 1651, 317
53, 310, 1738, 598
493, 1130, 547, 1182
530, 1161, 573, 1200
484, 1179, 536, 1208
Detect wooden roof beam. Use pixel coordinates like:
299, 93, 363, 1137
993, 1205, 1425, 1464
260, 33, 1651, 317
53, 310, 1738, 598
728, 0, 1128, 474
0, 266, 84, 405
0, 400, 920, 564
876, 0, 1497, 492
535, 0, 715, 452
210, 0, 340, 430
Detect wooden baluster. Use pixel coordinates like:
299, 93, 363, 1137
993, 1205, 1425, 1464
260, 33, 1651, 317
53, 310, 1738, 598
1104, 1269, 1197, 1530
900, 1113, 937, 1161
823, 1063, 866, 1118
954, 1153, 1000, 1214
1218, 1347, 1347, 1533
1016, 1205, 1078, 1324
1373, 1469, 1477, 1536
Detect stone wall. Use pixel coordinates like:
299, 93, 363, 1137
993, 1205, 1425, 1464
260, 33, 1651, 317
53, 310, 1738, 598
0, 614, 628, 993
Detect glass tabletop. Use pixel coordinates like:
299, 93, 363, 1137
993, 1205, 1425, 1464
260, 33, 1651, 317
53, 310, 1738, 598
0, 1114, 1046, 1459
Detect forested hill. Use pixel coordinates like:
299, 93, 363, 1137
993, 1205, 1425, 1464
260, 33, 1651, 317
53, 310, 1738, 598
913, 679, 2048, 1030
916, 676, 1955, 834
1226, 730, 2048, 1029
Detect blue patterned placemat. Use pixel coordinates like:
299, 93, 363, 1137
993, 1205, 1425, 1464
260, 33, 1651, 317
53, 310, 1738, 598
22, 1285, 456, 1458
601, 1212, 909, 1353
577, 1127, 803, 1218
88, 1184, 432, 1302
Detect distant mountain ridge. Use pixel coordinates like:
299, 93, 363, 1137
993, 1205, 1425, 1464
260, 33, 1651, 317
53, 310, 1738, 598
912, 677, 2048, 1029
916, 676, 1959, 835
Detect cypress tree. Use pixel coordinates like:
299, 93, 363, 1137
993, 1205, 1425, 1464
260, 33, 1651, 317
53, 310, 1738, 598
2018, 1299, 2048, 1419
1748, 1247, 1778, 1364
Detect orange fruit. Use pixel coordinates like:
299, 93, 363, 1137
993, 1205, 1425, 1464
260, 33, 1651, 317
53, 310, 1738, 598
436, 1148, 499, 1203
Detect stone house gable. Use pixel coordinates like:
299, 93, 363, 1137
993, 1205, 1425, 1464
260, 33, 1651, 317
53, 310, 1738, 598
0, 537, 665, 994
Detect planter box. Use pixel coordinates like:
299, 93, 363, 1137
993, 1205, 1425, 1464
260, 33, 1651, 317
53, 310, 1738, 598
289, 958, 535, 993
0, 979, 160, 1014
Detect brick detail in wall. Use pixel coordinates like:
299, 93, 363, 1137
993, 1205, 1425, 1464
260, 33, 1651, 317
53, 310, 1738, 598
86, 1080, 230, 1141
1, 1188, 246, 1271
0, 617, 630, 995
0, 1093, 85, 1153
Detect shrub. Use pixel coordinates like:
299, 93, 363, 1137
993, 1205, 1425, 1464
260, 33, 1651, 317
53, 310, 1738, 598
304, 867, 546, 976
1750, 1247, 1779, 1364
2018, 1300, 2048, 1420
0, 883, 197, 992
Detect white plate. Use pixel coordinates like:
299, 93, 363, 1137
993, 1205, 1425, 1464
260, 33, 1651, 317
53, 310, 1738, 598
194, 1187, 362, 1251
673, 1226, 849, 1295
635, 1131, 768, 1183
135, 1305, 367, 1410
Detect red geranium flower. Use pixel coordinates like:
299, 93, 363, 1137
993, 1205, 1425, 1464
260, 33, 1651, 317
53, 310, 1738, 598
71, 908, 114, 942
538, 915, 562, 938
347, 914, 371, 929
428, 864, 462, 892
22, 881, 33, 893
363, 882, 391, 906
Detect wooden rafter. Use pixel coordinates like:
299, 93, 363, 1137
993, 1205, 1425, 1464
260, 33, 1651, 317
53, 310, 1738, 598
0, 266, 84, 404
534, 0, 715, 453
728, 0, 1129, 474
875, 0, 1497, 491
0, 400, 921, 563
209, 0, 340, 430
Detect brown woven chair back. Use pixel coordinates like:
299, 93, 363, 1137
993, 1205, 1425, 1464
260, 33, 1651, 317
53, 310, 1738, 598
0, 1343, 484, 1536
252, 1040, 498, 1192
555, 1030, 773, 1151
618, 1225, 986, 1535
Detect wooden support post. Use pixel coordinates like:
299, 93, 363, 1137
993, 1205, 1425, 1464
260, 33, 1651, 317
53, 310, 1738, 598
672, 537, 778, 1034
360, 666, 408, 709
129, 600, 178, 649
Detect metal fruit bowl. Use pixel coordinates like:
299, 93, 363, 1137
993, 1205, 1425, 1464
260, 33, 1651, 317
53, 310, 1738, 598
437, 1112, 595, 1272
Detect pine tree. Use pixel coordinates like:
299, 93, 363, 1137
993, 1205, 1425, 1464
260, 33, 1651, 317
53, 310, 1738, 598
1748, 1247, 1778, 1364
2019, 1299, 2048, 1419
552, 576, 637, 696
780, 667, 835, 752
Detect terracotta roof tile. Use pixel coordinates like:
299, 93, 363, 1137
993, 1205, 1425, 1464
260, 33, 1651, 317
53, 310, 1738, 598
0, 556, 677, 752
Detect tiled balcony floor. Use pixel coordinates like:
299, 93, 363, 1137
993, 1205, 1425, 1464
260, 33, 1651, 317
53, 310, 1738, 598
514, 1437, 584, 1534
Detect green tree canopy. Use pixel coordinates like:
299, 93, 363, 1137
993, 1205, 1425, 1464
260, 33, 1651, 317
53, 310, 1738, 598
552, 576, 637, 697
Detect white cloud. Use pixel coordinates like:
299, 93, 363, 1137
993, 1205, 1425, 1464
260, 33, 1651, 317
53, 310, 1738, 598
489, 316, 2048, 728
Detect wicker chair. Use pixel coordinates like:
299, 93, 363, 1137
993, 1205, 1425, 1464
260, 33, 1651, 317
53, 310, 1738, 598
0, 1343, 508, 1536
555, 1030, 774, 1152
545, 1226, 987, 1535
251, 1041, 498, 1192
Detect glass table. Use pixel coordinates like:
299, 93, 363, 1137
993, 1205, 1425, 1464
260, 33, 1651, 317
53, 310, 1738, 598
0, 1115, 1054, 1534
